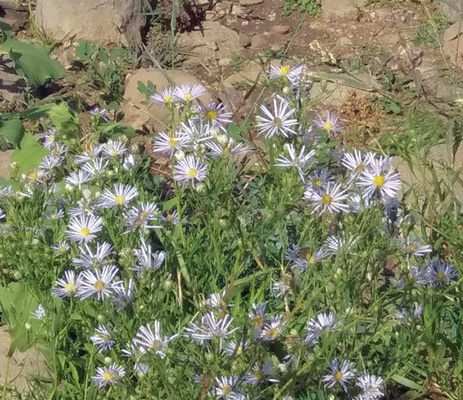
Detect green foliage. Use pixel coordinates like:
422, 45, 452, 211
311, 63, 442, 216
11, 133, 49, 173
72, 39, 134, 103
414, 13, 449, 48
0, 116, 24, 150
0, 33, 65, 87
230, 53, 249, 73
283, 0, 321, 16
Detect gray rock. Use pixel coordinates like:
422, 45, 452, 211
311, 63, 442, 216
0, 57, 26, 103
0, 150, 13, 179
35, 0, 144, 46
223, 60, 263, 87
443, 23, 463, 67
441, 0, 463, 23
240, 0, 263, 5
321, 0, 363, 17
271, 25, 292, 35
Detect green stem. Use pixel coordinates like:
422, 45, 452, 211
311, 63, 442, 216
2, 355, 10, 400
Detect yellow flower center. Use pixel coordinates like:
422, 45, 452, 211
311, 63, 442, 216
81, 227, 90, 237
103, 334, 111, 342
322, 194, 332, 205
169, 137, 177, 147
236, 345, 243, 356
187, 168, 197, 178
206, 110, 218, 120
65, 282, 75, 292
254, 315, 262, 326
314, 179, 322, 187
94, 280, 105, 291
334, 371, 343, 381
164, 95, 173, 103
53, 149, 60, 157
273, 117, 282, 127
406, 274, 415, 284
323, 122, 333, 132
280, 65, 290, 76
103, 372, 112, 381
356, 162, 365, 172
141, 210, 149, 218
115, 195, 125, 205
29, 172, 37, 180
436, 271, 445, 281
373, 175, 385, 187
269, 328, 278, 338
59, 246, 67, 253
166, 213, 174, 222
184, 93, 193, 101
253, 370, 263, 379
49, 135, 55, 142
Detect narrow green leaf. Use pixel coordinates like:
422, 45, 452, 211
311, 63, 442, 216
391, 374, 424, 391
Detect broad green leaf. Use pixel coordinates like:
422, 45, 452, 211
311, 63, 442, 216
391, 374, 425, 391
0, 38, 65, 87
0, 117, 24, 148
21, 103, 55, 120
47, 102, 80, 135
12, 133, 49, 173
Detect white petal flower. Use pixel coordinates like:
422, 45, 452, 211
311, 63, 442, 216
173, 155, 208, 187
66, 214, 103, 243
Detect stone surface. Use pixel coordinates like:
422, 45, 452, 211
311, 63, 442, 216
271, 25, 292, 35
443, 23, 463, 67
0, 57, 26, 103
177, 21, 242, 61
122, 69, 211, 132
223, 60, 264, 87
240, 0, 263, 5
0, 150, 13, 179
441, 0, 462, 23
35, 0, 144, 46
0, 0, 29, 30
321, 0, 363, 17
0, 326, 47, 392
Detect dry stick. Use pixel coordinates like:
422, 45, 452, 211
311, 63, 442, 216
457, 0, 463, 64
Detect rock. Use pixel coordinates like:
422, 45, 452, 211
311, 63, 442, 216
0, 0, 29, 30
339, 37, 353, 46
219, 57, 231, 67
0, 58, 26, 103
0, 150, 13, 179
223, 60, 264, 87
177, 21, 242, 61
215, 1, 232, 14
271, 25, 292, 35
321, 0, 363, 17
441, 0, 462, 23
240, 0, 263, 5
35, 0, 144, 46
122, 69, 211, 132
0, 326, 47, 392
239, 33, 252, 48
231, 4, 244, 15
443, 23, 463, 67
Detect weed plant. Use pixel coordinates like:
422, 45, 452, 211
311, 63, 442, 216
0, 63, 462, 400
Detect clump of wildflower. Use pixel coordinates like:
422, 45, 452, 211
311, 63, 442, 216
66, 214, 103, 243
426, 260, 458, 286
133, 320, 177, 358
305, 311, 341, 344
92, 363, 125, 388
53, 270, 82, 298
322, 358, 356, 392
77, 265, 119, 300
314, 112, 342, 137
256, 96, 298, 138
90, 325, 115, 353
173, 155, 208, 187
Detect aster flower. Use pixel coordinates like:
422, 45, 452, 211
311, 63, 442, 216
205, 291, 230, 310
69, 196, 99, 218
214, 376, 240, 399
131, 238, 166, 278
133, 320, 177, 358
110, 279, 134, 312
307, 167, 334, 190
81, 158, 109, 177
178, 118, 213, 151
244, 362, 278, 385
268, 63, 307, 83
134, 363, 149, 376
323, 235, 357, 256
92, 363, 125, 388
322, 358, 356, 392
426, 260, 459, 286
151, 87, 178, 106
256, 97, 298, 138
200, 101, 233, 129
72, 242, 114, 269
174, 84, 206, 102
284, 244, 326, 273
161, 210, 179, 225
304, 182, 350, 216
342, 149, 375, 181
305, 311, 340, 344
206, 138, 248, 158
99, 183, 139, 209
275, 144, 316, 180
272, 279, 291, 298
75, 145, 104, 164
0, 207, 5, 222
397, 266, 428, 288
66, 214, 103, 243
357, 162, 401, 200
77, 265, 119, 300
42, 128, 58, 149
125, 202, 161, 232
401, 237, 432, 258
314, 112, 342, 137
356, 373, 384, 399
39, 154, 64, 171
222, 339, 250, 357
65, 170, 93, 187
249, 303, 266, 332
51, 241, 70, 255
101, 140, 127, 158
260, 315, 285, 341
53, 270, 82, 298
31, 304, 46, 320
173, 155, 208, 187
122, 154, 136, 170
89, 107, 109, 122
90, 324, 115, 353
153, 132, 188, 158
395, 303, 423, 324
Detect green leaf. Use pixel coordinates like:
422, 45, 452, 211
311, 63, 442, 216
47, 102, 80, 135
391, 374, 425, 391
0, 117, 24, 148
21, 103, 55, 120
12, 133, 49, 173
0, 38, 65, 87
